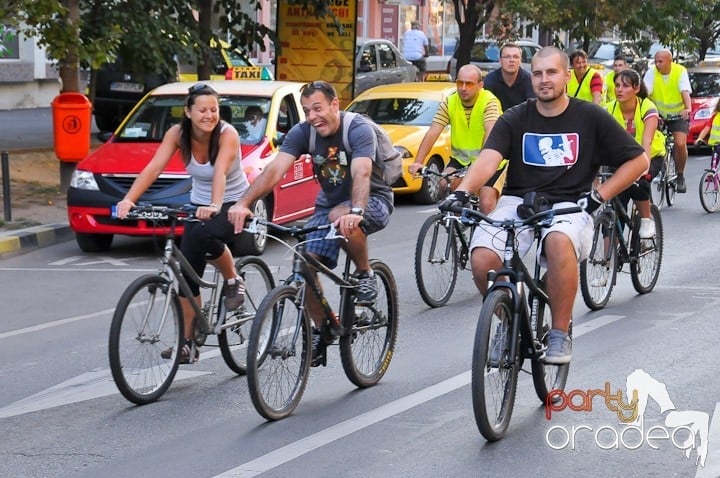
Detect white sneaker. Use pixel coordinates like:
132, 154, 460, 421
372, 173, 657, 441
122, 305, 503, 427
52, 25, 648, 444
639, 218, 656, 239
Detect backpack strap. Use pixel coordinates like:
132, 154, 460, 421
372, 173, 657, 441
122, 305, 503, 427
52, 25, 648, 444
308, 121, 316, 153
342, 111, 358, 154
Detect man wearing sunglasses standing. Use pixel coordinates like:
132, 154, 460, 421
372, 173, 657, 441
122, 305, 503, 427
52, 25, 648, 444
228, 81, 393, 366
409, 64, 504, 213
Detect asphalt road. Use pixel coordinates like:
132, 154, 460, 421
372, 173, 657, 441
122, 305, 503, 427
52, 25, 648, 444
1, 155, 720, 477
0, 107, 101, 151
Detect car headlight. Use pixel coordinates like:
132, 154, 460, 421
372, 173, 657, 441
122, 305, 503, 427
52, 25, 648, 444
394, 146, 413, 159
70, 170, 99, 190
694, 107, 714, 120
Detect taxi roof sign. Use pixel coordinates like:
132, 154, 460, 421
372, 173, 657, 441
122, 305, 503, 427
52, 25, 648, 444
228, 66, 273, 81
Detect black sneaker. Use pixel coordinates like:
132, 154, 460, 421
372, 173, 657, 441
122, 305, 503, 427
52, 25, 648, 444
676, 174, 687, 193
223, 277, 246, 310
311, 328, 323, 367
355, 271, 378, 304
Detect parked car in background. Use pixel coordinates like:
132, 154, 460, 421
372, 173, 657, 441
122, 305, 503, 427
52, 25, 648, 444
69, 80, 318, 254
569, 38, 648, 75
686, 66, 720, 147
346, 81, 457, 204
93, 41, 268, 132
354, 39, 417, 96
445, 38, 541, 79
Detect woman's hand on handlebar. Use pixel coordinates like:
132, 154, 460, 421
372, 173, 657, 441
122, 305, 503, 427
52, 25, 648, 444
408, 162, 424, 176
228, 203, 253, 234
115, 198, 135, 219
195, 204, 219, 220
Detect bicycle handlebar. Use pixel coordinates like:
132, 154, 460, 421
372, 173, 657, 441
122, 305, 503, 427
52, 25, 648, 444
115, 203, 198, 220
416, 165, 468, 180
441, 203, 582, 229
245, 217, 359, 241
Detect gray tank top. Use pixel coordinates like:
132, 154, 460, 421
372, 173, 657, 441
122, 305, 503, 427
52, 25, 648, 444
186, 122, 249, 205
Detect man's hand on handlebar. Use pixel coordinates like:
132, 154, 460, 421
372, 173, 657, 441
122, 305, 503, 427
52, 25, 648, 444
577, 190, 604, 214
438, 190, 470, 212
228, 203, 253, 234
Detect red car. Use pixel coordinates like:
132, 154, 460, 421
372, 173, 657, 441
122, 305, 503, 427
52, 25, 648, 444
67, 80, 319, 254
687, 66, 720, 147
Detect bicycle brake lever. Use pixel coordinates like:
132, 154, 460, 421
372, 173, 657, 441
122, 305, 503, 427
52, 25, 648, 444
324, 223, 348, 242
245, 217, 259, 235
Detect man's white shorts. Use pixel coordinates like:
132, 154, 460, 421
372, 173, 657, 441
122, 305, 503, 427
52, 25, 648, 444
469, 195, 594, 267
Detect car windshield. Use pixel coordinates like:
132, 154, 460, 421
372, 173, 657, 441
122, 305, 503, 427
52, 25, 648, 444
689, 72, 720, 97
346, 98, 439, 126
470, 42, 500, 62
115, 95, 272, 146
589, 43, 616, 60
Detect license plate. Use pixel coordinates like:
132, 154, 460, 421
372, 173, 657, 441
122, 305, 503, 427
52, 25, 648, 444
110, 81, 144, 93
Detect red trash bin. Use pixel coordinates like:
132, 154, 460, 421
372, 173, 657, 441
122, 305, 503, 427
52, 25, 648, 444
52, 92, 92, 162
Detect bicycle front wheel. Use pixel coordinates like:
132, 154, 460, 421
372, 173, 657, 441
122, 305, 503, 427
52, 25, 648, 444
699, 171, 720, 213
665, 153, 677, 206
247, 285, 311, 421
579, 216, 617, 310
219, 257, 275, 375
414, 214, 459, 307
531, 287, 570, 403
340, 260, 399, 388
471, 289, 519, 442
630, 205, 663, 294
108, 274, 183, 405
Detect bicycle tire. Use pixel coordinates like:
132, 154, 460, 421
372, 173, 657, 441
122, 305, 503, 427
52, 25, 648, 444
665, 152, 677, 207
340, 260, 399, 388
219, 257, 275, 375
699, 171, 720, 213
247, 285, 311, 421
414, 214, 459, 307
630, 204, 663, 294
579, 215, 617, 310
531, 284, 570, 403
471, 289, 519, 442
650, 164, 665, 209
108, 274, 183, 405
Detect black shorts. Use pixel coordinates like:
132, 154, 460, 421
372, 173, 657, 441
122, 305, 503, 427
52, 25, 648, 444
410, 58, 427, 72
664, 117, 689, 134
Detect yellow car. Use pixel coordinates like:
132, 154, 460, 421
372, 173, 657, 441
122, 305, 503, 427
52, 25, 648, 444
346, 81, 456, 204
176, 39, 273, 81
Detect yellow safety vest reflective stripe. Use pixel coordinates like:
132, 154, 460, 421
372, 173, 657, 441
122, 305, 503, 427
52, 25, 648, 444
650, 63, 686, 115
607, 98, 666, 158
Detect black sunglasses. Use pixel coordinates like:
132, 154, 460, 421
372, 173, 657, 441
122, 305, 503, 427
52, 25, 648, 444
188, 83, 212, 95
301, 81, 337, 98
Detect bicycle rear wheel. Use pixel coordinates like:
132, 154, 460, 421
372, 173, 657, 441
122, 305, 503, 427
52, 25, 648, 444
247, 285, 311, 421
699, 171, 720, 213
650, 164, 665, 209
631, 205, 663, 294
219, 257, 275, 375
579, 215, 617, 310
108, 274, 182, 405
471, 289, 519, 442
340, 260, 399, 388
414, 214, 459, 307
531, 286, 570, 403
665, 153, 677, 206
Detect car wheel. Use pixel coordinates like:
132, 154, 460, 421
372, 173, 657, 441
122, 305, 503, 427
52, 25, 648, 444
232, 197, 269, 256
413, 158, 444, 204
75, 232, 113, 252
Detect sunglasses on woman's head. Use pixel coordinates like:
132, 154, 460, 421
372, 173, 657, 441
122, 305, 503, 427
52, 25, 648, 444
188, 83, 210, 95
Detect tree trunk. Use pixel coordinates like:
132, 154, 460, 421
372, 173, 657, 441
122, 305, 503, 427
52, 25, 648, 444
452, 0, 493, 77
197, 0, 213, 81
59, 0, 81, 92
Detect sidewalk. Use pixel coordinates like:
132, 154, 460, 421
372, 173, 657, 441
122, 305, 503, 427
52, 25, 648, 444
0, 107, 102, 258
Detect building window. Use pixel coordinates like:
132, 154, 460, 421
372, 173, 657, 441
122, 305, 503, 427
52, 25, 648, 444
0, 25, 19, 59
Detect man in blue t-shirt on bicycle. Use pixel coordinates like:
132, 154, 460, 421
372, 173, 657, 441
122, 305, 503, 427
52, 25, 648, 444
228, 80, 394, 364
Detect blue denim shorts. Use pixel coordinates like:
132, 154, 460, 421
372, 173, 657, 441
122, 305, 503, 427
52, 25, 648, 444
305, 196, 392, 268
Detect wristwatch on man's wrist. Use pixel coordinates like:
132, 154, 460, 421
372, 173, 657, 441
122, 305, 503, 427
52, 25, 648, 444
349, 206, 365, 216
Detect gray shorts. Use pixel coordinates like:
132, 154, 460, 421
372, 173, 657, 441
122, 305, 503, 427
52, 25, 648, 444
664, 117, 689, 134
306, 196, 392, 269
469, 195, 594, 267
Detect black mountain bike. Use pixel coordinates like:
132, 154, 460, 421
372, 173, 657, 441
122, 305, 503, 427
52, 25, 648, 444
244, 218, 399, 421
414, 167, 477, 307
444, 198, 581, 442
579, 173, 664, 310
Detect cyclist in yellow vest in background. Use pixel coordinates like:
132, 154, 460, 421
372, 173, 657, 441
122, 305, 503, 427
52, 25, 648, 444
568, 49, 605, 105
409, 64, 505, 213
694, 101, 720, 148
604, 55, 629, 102
643, 49, 692, 193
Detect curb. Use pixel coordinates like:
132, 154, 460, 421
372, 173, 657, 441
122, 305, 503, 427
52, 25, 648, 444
0, 223, 73, 259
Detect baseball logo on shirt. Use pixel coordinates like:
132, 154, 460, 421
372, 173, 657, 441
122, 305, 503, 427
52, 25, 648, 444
523, 133, 579, 167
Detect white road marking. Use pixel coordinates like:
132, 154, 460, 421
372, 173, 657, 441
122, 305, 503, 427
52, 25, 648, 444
215, 313, 627, 478
695, 403, 720, 478
0, 267, 154, 272
0, 348, 223, 418
0, 308, 116, 340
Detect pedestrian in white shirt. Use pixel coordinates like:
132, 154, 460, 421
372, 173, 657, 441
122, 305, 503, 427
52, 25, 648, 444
402, 21, 429, 81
